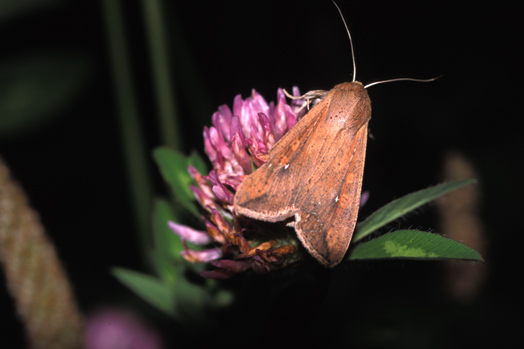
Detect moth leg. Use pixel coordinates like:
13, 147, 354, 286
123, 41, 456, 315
283, 89, 329, 111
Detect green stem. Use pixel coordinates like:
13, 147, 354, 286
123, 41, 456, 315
102, 0, 153, 256
141, 0, 182, 150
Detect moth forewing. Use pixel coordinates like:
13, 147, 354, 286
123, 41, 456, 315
234, 82, 371, 267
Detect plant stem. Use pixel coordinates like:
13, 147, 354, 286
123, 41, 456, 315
141, 0, 182, 150
102, 0, 153, 255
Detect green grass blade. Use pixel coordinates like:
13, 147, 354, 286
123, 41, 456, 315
102, 0, 153, 258
140, 0, 182, 150
353, 179, 476, 242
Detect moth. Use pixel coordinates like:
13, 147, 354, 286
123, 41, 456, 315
233, 2, 434, 267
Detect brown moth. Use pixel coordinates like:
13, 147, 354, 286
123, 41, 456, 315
234, 2, 434, 267
235, 81, 369, 268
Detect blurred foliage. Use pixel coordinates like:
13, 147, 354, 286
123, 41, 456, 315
0, 0, 91, 140
0, 0, 60, 23
0, 53, 90, 139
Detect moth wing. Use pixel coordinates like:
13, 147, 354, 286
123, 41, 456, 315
278, 84, 370, 267
294, 124, 368, 267
235, 82, 371, 268
233, 100, 330, 221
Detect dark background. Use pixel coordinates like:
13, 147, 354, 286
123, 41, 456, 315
0, 0, 520, 347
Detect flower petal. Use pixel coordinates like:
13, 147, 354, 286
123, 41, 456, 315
188, 165, 214, 199
273, 88, 290, 141
250, 89, 270, 119
210, 259, 251, 273
209, 208, 233, 236
360, 190, 370, 207
248, 111, 264, 144
230, 116, 252, 174
209, 126, 233, 161
168, 221, 212, 245
190, 185, 217, 212
203, 128, 216, 166
208, 170, 234, 204
258, 112, 275, 149
220, 173, 245, 191
233, 94, 252, 139
203, 217, 226, 244
290, 86, 306, 117
181, 247, 222, 263
236, 241, 277, 258
213, 105, 233, 142
245, 138, 268, 167
199, 269, 235, 280
250, 255, 272, 275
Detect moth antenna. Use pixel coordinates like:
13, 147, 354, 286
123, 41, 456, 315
364, 76, 441, 89
332, 0, 356, 82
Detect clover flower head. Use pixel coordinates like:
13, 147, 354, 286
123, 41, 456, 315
169, 87, 307, 279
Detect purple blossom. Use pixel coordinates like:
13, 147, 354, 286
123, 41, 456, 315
360, 190, 370, 208
168, 88, 308, 278
84, 308, 164, 349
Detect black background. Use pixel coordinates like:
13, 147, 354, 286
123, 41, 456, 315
0, 0, 520, 347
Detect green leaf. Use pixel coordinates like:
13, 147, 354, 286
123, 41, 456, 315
150, 198, 184, 285
153, 147, 200, 216
149, 250, 178, 286
348, 230, 483, 261
112, 267, 175, 315
0, 53, 90, 139
187, 149, 208, 175
173, 267, 208, 324
353, 179, 476, 242
210, 289, 235, 309
113, 264, 214, 324
152, 198, 184, 261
